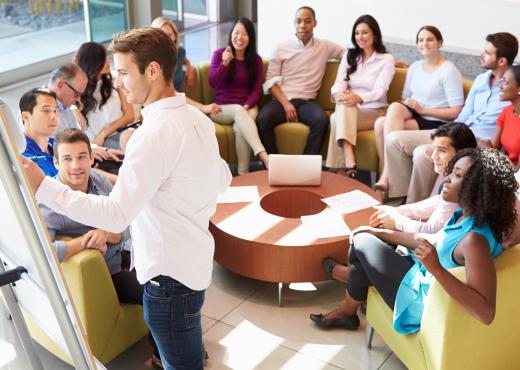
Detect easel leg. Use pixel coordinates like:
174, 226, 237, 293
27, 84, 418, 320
0, 260, 44, 370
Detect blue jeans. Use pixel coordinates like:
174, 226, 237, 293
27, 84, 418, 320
143, 275, 205, 370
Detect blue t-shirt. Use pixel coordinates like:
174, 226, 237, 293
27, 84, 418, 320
393, 209, 502, 334
22, 135, 57, 177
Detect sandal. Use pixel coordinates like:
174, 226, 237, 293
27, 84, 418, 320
345, 165, 357, 178
309, 313, 360, 330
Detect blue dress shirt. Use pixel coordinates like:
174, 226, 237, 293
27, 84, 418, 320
22, 135, 57, 177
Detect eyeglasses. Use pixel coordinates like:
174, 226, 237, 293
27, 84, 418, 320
64, 81, 82, 98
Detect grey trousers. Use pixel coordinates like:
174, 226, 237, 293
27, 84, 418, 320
385, 130, 437, 202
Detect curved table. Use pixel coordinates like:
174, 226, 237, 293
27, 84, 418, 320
209, 171, 380, 303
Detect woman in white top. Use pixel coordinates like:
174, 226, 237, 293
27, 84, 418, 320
75, 42, 134, 150
374, 26, 464, 197
327, 15, 394, 177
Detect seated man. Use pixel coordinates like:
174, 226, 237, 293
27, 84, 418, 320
38, 128, 161, 365
20, 88, 60, 176
256, 6, 344, 155
385, 32, 518, 203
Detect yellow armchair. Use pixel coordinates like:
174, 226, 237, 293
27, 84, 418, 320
23, 249, 149, 365
366, 245, 520, 370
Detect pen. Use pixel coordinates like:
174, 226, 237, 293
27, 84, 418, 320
26, 156, 46, 163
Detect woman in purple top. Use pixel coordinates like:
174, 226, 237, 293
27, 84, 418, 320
209, 17, 268, 174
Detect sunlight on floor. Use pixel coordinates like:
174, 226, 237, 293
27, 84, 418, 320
0, 338, 17, 367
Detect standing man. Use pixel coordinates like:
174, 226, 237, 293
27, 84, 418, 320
384, 32, 518, 203
256, 6, 344, 154
23, 27, 231, 370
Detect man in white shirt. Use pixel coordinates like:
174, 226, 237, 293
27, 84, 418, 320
256, 6, 345, 155
23, 27, 231, 370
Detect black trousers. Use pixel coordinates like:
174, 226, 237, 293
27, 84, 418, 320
255, 99, 329, 154
111, 270, 160, 357
347, 233, 414, 309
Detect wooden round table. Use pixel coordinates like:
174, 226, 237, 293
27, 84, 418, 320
209, 171, 380, 303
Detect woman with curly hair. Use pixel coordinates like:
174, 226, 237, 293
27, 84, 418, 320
310, 148, 517, 333
74, 42, 134, 150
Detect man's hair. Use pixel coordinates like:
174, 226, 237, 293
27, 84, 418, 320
48, 63, 86, 88
54, 128, 92, 160
431, 122, 477, 151
19, 88, 57, 116
295, 6, 316, 19
109, 27, 176, 84
486, 32, 519, 66
151, 16, 180, 49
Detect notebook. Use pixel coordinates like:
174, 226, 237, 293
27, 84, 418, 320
268, 154, 322, 186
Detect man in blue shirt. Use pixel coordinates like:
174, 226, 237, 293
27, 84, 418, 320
20, 88, 60, 176
385, 32, 518, 203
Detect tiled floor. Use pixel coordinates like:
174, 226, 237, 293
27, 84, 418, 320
0, 261, 407, 369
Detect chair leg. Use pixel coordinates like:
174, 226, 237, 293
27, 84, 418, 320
370, 171, 377, 188
366, 323, 374, 349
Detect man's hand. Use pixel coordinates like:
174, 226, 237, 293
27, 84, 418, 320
71, 108, 88, 131
20, 156, 45, 194
202, 103, 222, 115
283, 101, 298, 122
81, 229, 108, 253
222, 46, 234, 66
369, 205, 398, 230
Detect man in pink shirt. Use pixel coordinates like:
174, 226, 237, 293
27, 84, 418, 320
256, 6, 344, 155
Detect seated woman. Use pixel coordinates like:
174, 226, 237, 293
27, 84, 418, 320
325, 123, 477, 283
482, 65, 520, 170
311, 148, 517, 333
208, 17, 268, 174
326, 14, 394, 177
374, 26, 464, 197
151, 16, 196, 92
74, 42, 135, 151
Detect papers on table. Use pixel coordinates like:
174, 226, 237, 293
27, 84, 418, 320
217, 186, 260, 203
301, 208, 351, 238
322, 190, 380, 214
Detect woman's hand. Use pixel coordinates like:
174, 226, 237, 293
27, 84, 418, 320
185, 66, 197, 88
334, 91, 362, 106
202, 103, 222, 114
92, 133, 106, 147
403, 98, 424, 114
222, 46, 234, 66
414, 237, 443, 275
369, 205, 398, 230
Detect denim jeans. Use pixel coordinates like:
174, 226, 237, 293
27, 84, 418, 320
143, 275, 205, 370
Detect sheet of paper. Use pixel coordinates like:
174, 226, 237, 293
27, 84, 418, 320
301, 208, 351, 238
217, 186, 260, 203
321, 189, 380, 214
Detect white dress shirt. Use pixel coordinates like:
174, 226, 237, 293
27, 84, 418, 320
36, 94, 232, 289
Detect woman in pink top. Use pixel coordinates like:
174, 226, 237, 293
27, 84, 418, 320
326, 15, 394, 177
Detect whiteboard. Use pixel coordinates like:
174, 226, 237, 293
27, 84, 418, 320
0, 99, 103, 370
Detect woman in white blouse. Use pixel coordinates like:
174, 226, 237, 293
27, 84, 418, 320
326, 14, 394, 177
374, 26, 464, 197
75, 42, 134, 151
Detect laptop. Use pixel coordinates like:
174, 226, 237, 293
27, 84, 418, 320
268, 154, 322, 186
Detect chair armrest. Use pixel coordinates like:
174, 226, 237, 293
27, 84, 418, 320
420, 246, 520, 370
60, 249, 120, 356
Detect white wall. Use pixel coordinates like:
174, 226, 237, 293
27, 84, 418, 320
258, 0, 520, 59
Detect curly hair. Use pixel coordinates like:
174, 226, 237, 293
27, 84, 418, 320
446, 148, 518, 242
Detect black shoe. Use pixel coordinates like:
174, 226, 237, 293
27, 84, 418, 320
321, 258, 339, 280
309, 313, 360, 330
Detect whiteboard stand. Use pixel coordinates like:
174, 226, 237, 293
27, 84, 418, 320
0, 261, 43, 370
0, 99, 104, 370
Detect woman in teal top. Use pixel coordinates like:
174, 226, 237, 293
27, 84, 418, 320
310, 148, 517, 333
